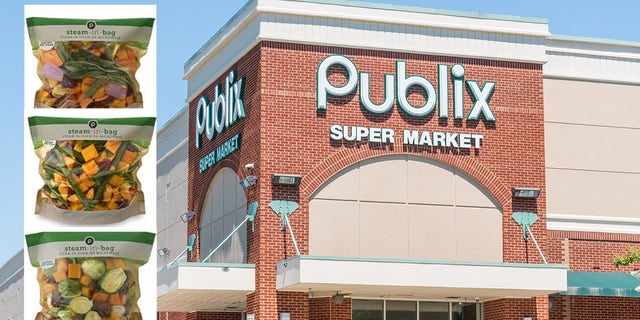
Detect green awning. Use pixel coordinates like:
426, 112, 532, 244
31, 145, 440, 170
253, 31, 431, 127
559, 271, 640, 297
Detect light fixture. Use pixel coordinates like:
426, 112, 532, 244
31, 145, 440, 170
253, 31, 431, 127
180, 211, 195, 223
512, 187, 540, 199
280, 313, 291, 320
157, 248, 170, 256
331, 292, 344, 305
272, 174, 302, 186
239, 175, 258, 189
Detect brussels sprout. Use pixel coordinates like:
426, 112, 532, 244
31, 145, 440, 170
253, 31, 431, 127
81, 259, 106, 280
69, 296, 93, 314
85, 311, 103, 320
57, 309, 74, 320
58, 279, 81, 299
99, 268, 126, 293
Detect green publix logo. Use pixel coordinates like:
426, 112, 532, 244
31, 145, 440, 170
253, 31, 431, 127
195, 70, 245, 173
194, 55, 497, 172
318, 55, 496, 149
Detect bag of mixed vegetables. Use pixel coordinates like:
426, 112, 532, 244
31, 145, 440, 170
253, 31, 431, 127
29, 116, 155, 224
26, 232, 155, 320
27, 17, 154, 108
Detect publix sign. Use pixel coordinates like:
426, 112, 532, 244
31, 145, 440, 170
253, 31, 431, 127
195, 70, 245, 173
317, 55, 497, 149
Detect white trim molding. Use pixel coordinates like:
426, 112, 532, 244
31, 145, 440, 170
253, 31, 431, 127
545, 37, 640, 85
184, 0, 550, 102
276, 255, 567, 302
547, 214, 640, 234
157, 263, 256, 312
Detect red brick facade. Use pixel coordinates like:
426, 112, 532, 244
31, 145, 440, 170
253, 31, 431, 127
172, 40, 639, 320
549, 296, 640, 320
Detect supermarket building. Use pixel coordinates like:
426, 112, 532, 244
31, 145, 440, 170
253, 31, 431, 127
156, 1, 640, 320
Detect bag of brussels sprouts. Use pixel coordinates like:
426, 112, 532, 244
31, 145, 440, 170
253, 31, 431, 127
26, 17, 154, 108
26, 232, 155, 320
29, 116, 155, 224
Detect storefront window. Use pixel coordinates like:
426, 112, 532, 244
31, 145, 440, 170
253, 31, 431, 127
419, 302, 449, 320
452, 303, 462, 320
352, 300, 480, 320
352, 299, 383, 320
199, 168, 247, 263
386, 301, 416, 320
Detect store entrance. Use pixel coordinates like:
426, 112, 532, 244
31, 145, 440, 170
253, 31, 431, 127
352, 300, 481, 320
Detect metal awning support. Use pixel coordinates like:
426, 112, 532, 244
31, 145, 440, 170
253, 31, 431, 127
269, 200, 301, 256
202, 202, 258, 262
512, 211, 548, 264
525, 225, 547, 264
162, 234, 196, 271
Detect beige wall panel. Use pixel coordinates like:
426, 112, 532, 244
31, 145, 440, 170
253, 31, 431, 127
310, 156, 503, 261
359, 156, 407, 203
547, 168, 640, 218
309, 199, 360, 257
544, 78, 640, 128
545, 122, 640, 173
407, 205, 456, 260
312, 165, 360, 200
455, 207, 503, 262
359, 202, 409, 259
407, 158, 455, 205
454, 174, 497, 208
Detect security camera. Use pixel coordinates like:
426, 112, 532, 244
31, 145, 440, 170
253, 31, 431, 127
245, 163, 255, 170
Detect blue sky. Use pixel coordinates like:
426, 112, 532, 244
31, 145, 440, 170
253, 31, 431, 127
1, 0, 639, 266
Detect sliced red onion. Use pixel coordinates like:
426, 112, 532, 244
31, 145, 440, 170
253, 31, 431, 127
42, 62, 65, 81
105, 82, 128, 100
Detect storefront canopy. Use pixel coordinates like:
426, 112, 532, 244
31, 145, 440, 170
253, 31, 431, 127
560, 271, 640, 297
276, 255, 567, 302
157, 262, 255, 312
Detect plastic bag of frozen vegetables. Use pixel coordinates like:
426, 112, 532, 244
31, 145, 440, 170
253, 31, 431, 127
27, 17, 154, 108
29, 116, 155, 224
26, 232, 155, 320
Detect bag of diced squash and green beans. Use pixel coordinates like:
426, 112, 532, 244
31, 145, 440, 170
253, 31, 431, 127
26, 232, 155, 320
29, 116, 155, 224
26, 17, 154, 108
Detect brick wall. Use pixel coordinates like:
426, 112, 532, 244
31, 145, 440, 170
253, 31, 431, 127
309, 297, 351, 320
186, 312, 242, 320
182, 40, 549, 320
547, 230, 640, 272
158, 312, 188, 320
483, 298, 537, 320
550, 296, 640, 320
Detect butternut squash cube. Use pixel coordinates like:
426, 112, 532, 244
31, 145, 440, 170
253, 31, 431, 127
56, 259, 68, 272
79, 274, 93, 287
102, 184, 113, 202
108, 175, 125, 187
82, 286, 93, 298
82, 160, 100, 176
92, 292, 109, 303
120, 149, 137, 165
116, 162, 130, 171
81, 144, 99, 162
67, 263, 81, 279
53, 172, 66, 184
73, 142, 83, 152
53, 270, 67, 283
105, 140, 122, 155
